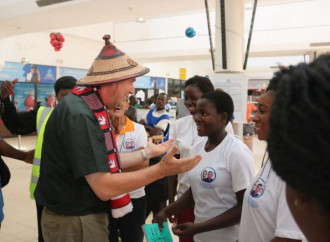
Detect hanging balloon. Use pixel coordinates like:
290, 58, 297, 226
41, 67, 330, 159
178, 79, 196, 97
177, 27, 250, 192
185, 27, 196, 38
49, 32, 65, 52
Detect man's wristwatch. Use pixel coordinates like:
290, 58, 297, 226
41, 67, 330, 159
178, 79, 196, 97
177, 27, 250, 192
140, 149, 148, 162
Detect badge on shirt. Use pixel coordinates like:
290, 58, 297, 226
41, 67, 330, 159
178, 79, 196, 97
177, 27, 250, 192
250, 178, 266, 198
123, 139, 136, 150
201, 167, 216, 183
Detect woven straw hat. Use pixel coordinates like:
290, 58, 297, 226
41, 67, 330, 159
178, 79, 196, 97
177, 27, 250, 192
77, 35, 149, 85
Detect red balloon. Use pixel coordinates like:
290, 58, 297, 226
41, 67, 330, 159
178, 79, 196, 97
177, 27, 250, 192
57, 35, 64, 41
50, 32, 64, 51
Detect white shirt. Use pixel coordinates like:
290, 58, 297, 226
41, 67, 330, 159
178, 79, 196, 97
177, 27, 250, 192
225, 121, 234, 135
172, 115, 206, 197
239, 158, 306, 242
117, 119, 148, 198
188, 134, 255, 242
173, 116, 237, 198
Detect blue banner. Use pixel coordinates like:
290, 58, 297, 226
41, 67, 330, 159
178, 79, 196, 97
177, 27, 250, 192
135, 76, 152, 89
13, 82, 35, 112
60, 67, 88, 81
24, 64, 56, 83
0, 62, 26, 82
37, 84, 56, 107
134, 76, 166, 90
0, 62, 57, 83
38, 65, 56, 83
156, 77, 166, 90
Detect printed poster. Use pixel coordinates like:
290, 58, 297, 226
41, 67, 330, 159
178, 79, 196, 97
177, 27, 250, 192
13, 82, 35, 112
37, 83, 56, 107
24, 64, 56, 83
0, 62, 56, 83
135, 76, 166, 90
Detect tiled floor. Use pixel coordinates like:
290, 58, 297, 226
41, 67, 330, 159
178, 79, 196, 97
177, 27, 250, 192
0, 134, 266, 242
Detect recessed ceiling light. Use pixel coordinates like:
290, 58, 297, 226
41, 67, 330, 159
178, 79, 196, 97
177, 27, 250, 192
245, 3, 253, 9
136, 17, 145, 23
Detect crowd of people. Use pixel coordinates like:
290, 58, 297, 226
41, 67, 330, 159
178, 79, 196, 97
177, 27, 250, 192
0, 35, 329, 242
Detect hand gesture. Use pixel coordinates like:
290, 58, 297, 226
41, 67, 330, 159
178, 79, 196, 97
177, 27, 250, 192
157, 145, 202, 177
172, 222, 198, 238
146, 139, 175, 158
1, 78, 18, 100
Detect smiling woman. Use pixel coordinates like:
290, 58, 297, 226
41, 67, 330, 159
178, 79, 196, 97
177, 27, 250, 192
153, 90, 255, 242
268, 54, 330, 242
238, 70, 306, 242
168, 75, 214, 242
108, 97, 149, 242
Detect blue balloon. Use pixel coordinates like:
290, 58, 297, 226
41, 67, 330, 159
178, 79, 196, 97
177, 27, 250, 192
185, 27, 196, 38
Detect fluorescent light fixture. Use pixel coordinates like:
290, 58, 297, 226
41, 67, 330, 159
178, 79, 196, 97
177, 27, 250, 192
136, 17, 145, 23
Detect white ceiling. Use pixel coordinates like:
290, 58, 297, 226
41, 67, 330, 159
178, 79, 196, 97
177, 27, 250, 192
0, 0, 216, 39
0, 0, 305, 39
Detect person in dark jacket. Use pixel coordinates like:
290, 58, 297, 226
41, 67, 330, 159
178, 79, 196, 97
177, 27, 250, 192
0, 76, 77, 242
0, 76, 77, 135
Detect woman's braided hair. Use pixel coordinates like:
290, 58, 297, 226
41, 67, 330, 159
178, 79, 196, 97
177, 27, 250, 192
267, 54, 330, 214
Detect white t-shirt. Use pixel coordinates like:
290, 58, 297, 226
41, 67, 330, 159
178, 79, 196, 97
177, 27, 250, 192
173, 115, 206, 197
239, 158, 306, 242
117, 118, 148, 198
188, 134, 255, 242
225, 121, 234, 135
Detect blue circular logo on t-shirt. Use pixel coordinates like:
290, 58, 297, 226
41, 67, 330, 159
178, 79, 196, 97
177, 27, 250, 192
201, 167, 216, 183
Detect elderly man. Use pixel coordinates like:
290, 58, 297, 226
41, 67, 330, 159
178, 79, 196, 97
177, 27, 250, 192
34, 35, 201, 242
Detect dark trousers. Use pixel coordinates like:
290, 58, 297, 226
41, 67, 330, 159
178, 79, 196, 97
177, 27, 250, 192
108, 196, 146, 242
36, 202, 44, 242
145, 155, 168, 218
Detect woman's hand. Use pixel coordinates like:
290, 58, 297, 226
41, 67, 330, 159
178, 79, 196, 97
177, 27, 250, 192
152, 210, 169, 230
23, 149, 35, 164
172, 222, 199, 238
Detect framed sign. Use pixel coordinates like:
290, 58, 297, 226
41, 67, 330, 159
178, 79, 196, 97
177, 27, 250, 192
209, 73, 248, 123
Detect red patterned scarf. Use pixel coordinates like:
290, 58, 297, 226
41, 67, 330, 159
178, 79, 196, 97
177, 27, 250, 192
72, 85, 132, 218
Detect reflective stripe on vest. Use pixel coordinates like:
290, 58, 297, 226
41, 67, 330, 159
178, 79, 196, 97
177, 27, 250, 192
29, 106, 53, 200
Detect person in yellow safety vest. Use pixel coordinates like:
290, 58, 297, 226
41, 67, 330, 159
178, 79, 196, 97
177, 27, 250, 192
0, 76, 77, 242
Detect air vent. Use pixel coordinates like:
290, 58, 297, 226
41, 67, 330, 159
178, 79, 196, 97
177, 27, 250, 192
36, 0, 72, 7
310, 42, 330, 47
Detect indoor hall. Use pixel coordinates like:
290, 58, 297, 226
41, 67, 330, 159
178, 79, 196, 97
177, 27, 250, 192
0, 0, 329, 241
